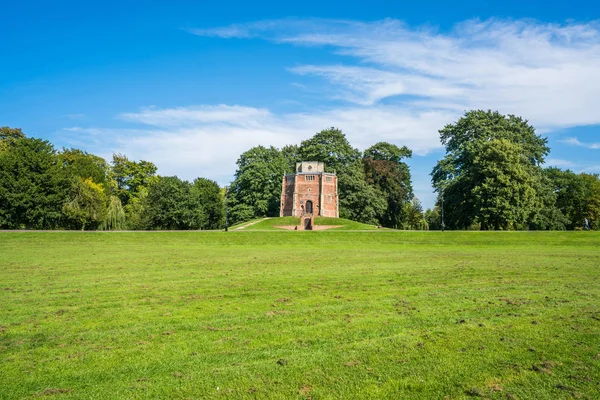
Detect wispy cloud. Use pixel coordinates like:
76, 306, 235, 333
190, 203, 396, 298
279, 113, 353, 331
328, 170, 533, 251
193, 18, 600, 131
559, 137, 600, 149
64, 105, 449, 185
544, 158, 577, 168
63, 17, 600, 205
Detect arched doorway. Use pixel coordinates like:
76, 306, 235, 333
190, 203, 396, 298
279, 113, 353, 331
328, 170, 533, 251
305, 200, 313, 214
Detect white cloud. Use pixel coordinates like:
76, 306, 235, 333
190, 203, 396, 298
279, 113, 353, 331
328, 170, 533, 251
194, 18, 600, 131
63, 17, 600, 207
544, 158, 576, 168
559, 137, 600, 149
65, 105, 449, 186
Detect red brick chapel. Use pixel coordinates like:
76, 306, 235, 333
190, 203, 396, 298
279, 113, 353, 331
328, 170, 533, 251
280, 162, 339, 229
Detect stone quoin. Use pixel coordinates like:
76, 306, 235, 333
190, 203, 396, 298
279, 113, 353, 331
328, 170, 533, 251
280, 161, 339, 225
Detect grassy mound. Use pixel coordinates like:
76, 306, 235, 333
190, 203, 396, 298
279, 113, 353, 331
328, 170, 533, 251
239, 216, 378, 230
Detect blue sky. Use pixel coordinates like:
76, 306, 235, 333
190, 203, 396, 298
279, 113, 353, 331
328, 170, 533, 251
2, 1, 600, 208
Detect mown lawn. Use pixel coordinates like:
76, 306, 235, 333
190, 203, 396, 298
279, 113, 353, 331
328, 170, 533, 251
1, 231, 599, 399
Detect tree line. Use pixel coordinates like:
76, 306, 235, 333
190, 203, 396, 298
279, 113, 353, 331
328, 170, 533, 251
1, 109, 599, 230
0, 127, 223, 230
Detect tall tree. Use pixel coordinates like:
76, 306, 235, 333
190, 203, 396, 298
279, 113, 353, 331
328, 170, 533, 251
363, 142, 413, 228
193, 177, 224, 230
299, 127, 361, 174
432, 110, 549, 230
229, 145, 288, 223
545, 168, 600, 230
59, 148, 109, 187
142, 176, 207, 230
337, 160, 386, 224
111, 153, 158, 207
0, 137, 70, 229
111, 154, 158, 228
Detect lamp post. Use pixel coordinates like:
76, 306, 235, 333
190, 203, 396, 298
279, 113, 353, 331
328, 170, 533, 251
225, 186, 229, 232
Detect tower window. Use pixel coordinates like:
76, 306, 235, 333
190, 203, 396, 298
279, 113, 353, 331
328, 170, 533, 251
305, 175, 315, 181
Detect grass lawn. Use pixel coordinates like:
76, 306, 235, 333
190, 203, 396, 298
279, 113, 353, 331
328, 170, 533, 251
1, 231, 599, 399
238, 217, 378, 230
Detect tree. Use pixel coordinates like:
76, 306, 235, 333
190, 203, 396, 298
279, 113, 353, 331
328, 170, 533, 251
193, 178, 224, 229
142, 176, 207, 230
99, 195, 127, 231
337, 160, 386, 225
111, 154, 158, 227
59, 148, 109, 187
299, 127, 361, 174
424, 207, 441, 230
281, 144, 302, 174
0, 126, 26, 152
62, 177, 108, 230
229, 145, 288, 223
404, 197, 427, 230
300, 128, 382, 221
432, 110, 549, 230
111, 153, 158, 207
0, 137, 70, 229
363, 142, 413, 228
545, 168, 600, 230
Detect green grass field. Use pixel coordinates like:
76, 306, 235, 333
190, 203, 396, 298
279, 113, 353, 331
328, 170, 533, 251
237, 217, 378, 230
1, 231, 599, 399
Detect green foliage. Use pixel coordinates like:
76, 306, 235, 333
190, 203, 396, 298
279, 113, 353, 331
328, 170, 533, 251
59, 148, 109, 187
299, 127, 361, 174
99, 195, 127, 231
62, 177, 108, 230
404, 197, 428, 230
193, 177, 224, 229
111, 153, 158, 228
142, 176, 207, 230
432, 110, 549, 230
229, 146, 288, 223
363, 142, 413, 228
0, 137, 70, 229
0, 126, 26, 152
280, 144, 301, 173
111, 153, 158, 207
364, 141, 412, 162
337, 160, 386, 224
471, 139, 538, 230
424, 207, 441, 230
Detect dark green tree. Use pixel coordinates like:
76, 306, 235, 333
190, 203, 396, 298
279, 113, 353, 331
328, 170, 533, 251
142, 176, 206, 230
59, 148, 109, 187
111, 153, 158, 207
0, 137, 70, 229
193, 177, 224, 229
544, 168, 600, 230
229, 145, 288, 223
299, 127, 361, 174
363, 142, 413, 228
337, 160, 386, 225
432, 110, 549, 230
281, 144, 302, 174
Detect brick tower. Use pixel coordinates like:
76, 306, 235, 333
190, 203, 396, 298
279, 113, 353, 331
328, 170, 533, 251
280, 161, 339, 228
